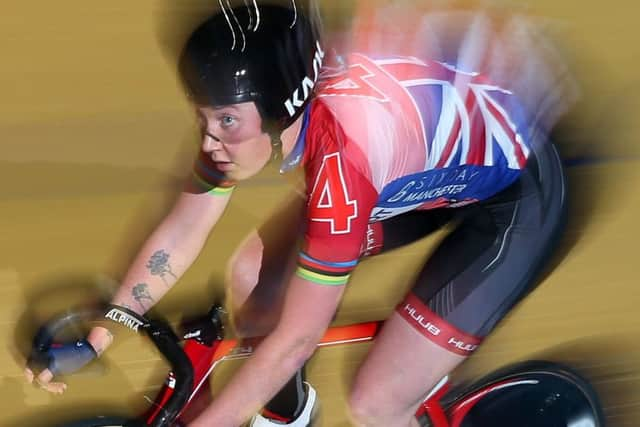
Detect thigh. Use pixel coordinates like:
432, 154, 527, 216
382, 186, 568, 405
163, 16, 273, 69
401, 142, 568, 352
350, 143, 567, 419
349, 311, 466, 423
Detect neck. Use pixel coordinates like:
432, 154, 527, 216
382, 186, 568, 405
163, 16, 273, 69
279, 113, 305, 160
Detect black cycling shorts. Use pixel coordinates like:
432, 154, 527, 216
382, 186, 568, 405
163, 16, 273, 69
364, 142, 567, 356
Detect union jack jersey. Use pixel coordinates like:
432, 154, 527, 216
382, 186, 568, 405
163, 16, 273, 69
286, 53, 533, 286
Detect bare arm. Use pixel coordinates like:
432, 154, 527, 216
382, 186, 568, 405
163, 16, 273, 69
88, 190, 232, 354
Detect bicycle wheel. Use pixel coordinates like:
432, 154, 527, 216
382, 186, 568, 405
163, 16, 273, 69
444, 360, 605, 427
56, 417, 139, 427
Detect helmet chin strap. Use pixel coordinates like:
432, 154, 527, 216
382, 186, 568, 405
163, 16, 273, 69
262, 117, 284, 163
269, 133, 283, 162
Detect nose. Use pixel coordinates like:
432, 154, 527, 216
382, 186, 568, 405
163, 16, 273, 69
201, 133, 223, 153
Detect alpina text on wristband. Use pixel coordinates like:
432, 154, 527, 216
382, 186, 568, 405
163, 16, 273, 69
103, 305, 149, 333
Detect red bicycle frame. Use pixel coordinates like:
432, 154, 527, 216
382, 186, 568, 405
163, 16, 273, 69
143, 320, 463, 426
30, 306, 605, 427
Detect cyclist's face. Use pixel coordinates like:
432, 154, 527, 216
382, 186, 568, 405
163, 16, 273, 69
196, 102, 272, 181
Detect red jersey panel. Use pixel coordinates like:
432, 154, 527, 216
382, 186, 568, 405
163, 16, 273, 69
292, 54, 531, 285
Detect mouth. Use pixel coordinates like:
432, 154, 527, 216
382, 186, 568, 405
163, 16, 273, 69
214, 160, 235, 172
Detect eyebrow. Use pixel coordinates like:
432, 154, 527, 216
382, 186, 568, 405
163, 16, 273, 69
212, 105, 240, 111
196, 104, 240, 119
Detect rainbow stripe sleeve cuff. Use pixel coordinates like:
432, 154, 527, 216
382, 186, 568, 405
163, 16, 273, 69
296, 252, 358, 286
190, 172, 235, 196
206, 185, 235, 196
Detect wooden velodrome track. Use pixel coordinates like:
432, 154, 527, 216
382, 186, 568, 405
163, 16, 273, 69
1, 1, 639, 426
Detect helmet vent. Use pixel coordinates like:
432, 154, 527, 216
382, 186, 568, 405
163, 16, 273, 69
289, 0, 298, 29
218, 0, 248, 51
241, 0, 299, 32
250, 0, 261, 32
241, 0, 256, 31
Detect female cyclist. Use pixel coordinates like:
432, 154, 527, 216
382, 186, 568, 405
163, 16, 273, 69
26, 2, 576, 426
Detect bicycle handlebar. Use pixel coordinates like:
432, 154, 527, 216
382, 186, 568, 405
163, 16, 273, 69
143, 317, 194, 427
29, 305, 195, 427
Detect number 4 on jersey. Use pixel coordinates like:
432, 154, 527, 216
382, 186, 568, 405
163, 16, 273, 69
308, 153, 358, 234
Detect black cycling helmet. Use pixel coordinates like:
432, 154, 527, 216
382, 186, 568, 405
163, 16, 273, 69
179, 1, 324, 155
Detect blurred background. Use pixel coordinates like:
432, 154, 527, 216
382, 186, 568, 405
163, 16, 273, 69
1, 0, 639, 425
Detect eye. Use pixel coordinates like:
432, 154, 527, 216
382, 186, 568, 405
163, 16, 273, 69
220, 115, 236, 129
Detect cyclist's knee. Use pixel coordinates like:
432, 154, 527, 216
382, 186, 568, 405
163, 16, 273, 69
347, 385, 411, 427
347, 390, 375, 426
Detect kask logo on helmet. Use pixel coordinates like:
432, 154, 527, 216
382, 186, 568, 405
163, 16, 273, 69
284, 41, 325, 117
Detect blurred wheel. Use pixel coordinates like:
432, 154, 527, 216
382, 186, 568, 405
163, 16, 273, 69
448, 361, 605, 427
56, 416, 142, 427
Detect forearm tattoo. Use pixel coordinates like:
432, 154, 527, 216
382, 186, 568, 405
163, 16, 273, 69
146, 249, 177, 286
132, 283, 155, 312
